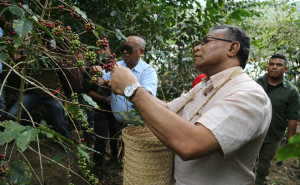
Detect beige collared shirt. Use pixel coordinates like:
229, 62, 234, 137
168, 66, 272, 185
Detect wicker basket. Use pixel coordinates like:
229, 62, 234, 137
122, 125, 174, 185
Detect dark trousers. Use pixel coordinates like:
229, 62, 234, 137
255, 142, 280, 185
93, 109, 125, 165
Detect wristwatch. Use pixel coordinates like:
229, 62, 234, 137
124, 83, 142, 100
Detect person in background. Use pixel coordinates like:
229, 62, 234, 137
255, 54, 300, 185
7, 36, 69, 138
85, 48, 116, 167
90, 36, 158, 166
109, 25, 272, 185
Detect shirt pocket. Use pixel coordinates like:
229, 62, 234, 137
272, 97, 288, 114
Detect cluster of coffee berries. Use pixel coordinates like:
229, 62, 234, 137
70, 39, 81, 53
76, 59, 85, 67
82, 44, 87, 52
0, 154, 7, 177
0, 0, 12, 7
2, 49, 14, 66
85, 51, 97, 65
102, 53, 117, 72
39, 20, 55, 29
84, 23, 94, 32
66, 26, 72, 33
53, 26, 63, 36
96, 71, 103, 77
58, 5, 64, 9
96, 38, 109, 49
55, 20, 62, 25
69, 7, 75, 16
77, 153, 99, 185
102, 62, 115, 73
2, 22, 16, 36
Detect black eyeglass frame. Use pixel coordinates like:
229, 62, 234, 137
200, 35, 234, 46
120, 44, 141, 54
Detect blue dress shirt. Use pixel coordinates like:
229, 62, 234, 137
103, 59, 158, 122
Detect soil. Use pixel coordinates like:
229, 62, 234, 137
1, 124, 299, 185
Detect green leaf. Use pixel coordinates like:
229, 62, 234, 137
110, 11, 117, 17
277, 133, 300, 161
31, 30, 43, 46
0, 121, 26, 146
0, 7, 9, 17
74, 6, 87, 20
14, 34, 25, 48
117, 109, 144, 126
16, 127, 39, 152
77, 145, 90, 162
13, 18, 33, 36
0, 46, 6, 51
95, 25, 104, 36
0, 52, 5, 61
115, 29, 127, 41
82, 93, 99, 109
52, 153, 67, 164
230, 9, 251, 21
9, 6, 25, 18
7, 160, 32, 185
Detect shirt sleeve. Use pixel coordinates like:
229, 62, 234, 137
139, 67, 158, 96
287, 87, 300, 120
197, 88, 271, 156
102, 70, 111, 80
167, 92, 191, 115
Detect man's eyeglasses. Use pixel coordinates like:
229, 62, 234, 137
200, 35, 234, 46
120, 45, 140, 54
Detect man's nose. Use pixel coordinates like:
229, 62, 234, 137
193, 45, 202, 52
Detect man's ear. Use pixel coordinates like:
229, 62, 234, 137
284, 66, 288, 73
228, 41, 240, 57
140, 48, 145, 55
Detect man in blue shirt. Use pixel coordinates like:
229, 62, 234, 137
91, 36, 158, 166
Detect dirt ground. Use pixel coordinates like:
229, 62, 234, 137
1, 124, 300, 185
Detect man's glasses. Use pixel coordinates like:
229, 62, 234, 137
120, 45, 140, 54
200, 35, 234, 46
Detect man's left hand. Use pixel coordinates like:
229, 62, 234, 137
110, 64, 138, 95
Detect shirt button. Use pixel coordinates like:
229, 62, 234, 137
204, 93, 207, 96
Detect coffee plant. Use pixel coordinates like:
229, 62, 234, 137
0, 0, 122, 184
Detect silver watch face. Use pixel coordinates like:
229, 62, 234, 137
124, 84, 134, 98
124, 83, 141, 99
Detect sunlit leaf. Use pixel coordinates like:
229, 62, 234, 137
277, 134, 300, 161
82, 93, 99, 109
13, 18, 33, 36
74, 6, 87, 20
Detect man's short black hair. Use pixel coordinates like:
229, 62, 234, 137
211, 25, 250, 69
270, 54, 287, 65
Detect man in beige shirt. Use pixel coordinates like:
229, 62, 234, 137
103, 25, 271, 184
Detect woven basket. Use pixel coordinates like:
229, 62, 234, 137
122, 125, 174, 185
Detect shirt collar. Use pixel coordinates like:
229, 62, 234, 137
262, 73, 287, 88
120, 58, 143, 73
206, 66, 243, 89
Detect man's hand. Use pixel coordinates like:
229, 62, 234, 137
110, 64, 139, 95
89, 65, 102, 76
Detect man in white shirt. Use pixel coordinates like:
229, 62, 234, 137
109, 25, 272, 185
